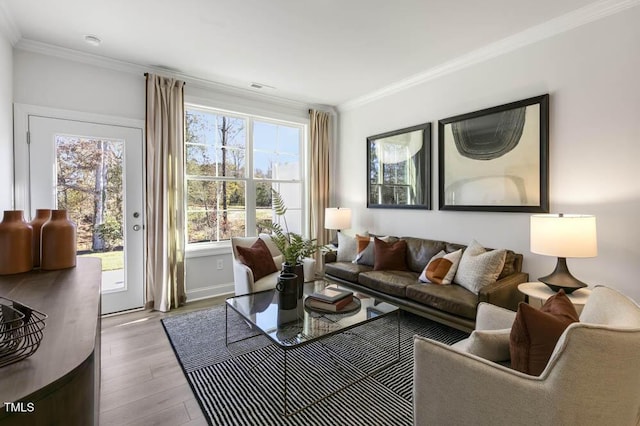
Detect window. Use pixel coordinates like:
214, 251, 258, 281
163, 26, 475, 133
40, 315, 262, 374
185, 106, 305, 245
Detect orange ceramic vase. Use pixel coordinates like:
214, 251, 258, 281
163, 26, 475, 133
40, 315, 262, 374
29, 209, 51, 268
0, 210, 33, 275
41, 209, 77, 270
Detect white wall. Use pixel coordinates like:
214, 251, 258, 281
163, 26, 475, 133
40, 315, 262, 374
0, 31, 13, 210
12, 49, 312, 301
337, 9, 640, 301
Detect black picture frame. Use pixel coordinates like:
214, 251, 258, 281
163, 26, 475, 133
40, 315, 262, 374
438, 94, 549, 212
367, 122, 431, 209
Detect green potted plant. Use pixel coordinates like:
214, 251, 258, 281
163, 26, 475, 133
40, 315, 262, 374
263, 189, 325, 292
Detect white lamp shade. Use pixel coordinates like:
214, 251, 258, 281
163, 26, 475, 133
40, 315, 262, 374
530, 214, 597, 258
325, 208, 352, 230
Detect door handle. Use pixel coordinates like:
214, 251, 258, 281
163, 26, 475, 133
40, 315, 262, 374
133, 225, 141, 231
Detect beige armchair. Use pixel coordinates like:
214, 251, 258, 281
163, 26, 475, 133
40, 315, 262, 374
230, 235, 316, 296
413, 286, 640, 426
231, 235, 283, 296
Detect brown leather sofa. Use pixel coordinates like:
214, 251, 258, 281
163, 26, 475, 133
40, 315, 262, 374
324, 237, 528, 332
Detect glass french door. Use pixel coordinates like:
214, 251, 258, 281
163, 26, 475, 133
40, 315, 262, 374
28, 116, 144, 314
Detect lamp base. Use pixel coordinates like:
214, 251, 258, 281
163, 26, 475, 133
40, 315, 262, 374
538, 257, 588, 294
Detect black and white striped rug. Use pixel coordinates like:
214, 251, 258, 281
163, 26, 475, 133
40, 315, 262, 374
162, 304, 468, 426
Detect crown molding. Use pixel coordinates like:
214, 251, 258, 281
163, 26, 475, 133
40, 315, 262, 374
338, 0, 640, 112
14, 38, 318, 111
0, 2, 21, 45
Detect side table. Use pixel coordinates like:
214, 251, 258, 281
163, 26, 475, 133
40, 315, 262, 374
518, 281, 591, 313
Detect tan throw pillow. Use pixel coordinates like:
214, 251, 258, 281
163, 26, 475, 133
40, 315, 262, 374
356, 234, 371, 254
454, 240, 506, 294
419, 249, 462, 284
509, 290, 580, 376
235, 238, 278, 282
373, 238, 408, 271
453, 328, 512, 362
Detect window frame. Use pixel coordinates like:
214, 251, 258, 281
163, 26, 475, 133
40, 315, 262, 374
184, 103, 308, 250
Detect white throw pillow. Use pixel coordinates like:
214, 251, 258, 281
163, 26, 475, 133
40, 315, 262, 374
418, 249, 462, 284
452, 328, 511, 362
454, 240, 506, 294
336, 232, 357, 262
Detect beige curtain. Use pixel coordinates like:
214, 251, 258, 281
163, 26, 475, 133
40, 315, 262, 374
145, 74, 186, 312
309, 109, 331, 271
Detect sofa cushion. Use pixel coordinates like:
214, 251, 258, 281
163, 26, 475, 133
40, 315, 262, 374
454, 240, 506, 294
406, 283, 478, 320
419, 249, 462, 285
402, 237, 446, 273
374, 238, 408, 271
235, 238, 278, 282
325, 261, 373, 282
358, 270, 419, 298
510, 290, 579, 376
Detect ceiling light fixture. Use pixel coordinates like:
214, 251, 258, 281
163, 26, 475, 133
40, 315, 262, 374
84, 35, 102, 47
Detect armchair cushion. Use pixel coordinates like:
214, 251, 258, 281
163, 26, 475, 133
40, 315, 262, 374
235, 238, 278, 282
452, 328, 512, 362
510, 290, 579, 375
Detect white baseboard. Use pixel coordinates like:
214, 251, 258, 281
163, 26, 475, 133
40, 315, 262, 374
186, 282, 234, 302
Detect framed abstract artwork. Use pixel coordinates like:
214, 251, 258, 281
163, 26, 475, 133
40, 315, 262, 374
438, 94, 549, 212
367, 122, 431, 209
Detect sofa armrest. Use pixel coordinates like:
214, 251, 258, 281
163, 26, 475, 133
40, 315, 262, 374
323, 250, 337, 264
233, 259, 255, 296
478, 271, 528, 311
413, 335, 547, 426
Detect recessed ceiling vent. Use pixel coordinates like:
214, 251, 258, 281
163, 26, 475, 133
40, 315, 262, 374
250, 82, 275, 90
84, 35, 102, 46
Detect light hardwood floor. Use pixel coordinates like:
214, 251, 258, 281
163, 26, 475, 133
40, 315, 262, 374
100, 297, 226, 426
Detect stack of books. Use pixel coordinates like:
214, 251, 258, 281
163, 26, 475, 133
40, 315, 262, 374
306, 287, 354, 312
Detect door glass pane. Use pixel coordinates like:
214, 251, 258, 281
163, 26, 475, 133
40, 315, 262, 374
55, 135, 125, 293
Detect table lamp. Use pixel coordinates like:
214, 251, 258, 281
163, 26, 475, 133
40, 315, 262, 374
325, 207, 352, 233
530, 213, 597, 293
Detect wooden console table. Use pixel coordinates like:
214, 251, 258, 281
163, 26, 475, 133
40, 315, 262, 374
0, 257, 101, 425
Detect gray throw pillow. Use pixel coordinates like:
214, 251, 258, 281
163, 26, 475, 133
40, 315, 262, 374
454, 240, 506, 294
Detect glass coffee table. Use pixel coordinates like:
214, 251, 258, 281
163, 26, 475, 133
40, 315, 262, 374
225, 278, 400, 416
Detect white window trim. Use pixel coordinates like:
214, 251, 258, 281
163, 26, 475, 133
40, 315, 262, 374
184, 103, 309, 251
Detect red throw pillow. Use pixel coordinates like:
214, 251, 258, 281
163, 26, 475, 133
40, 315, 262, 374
509, 289, 579, 376
235, 238, 278, 282
373, 237, 408, 271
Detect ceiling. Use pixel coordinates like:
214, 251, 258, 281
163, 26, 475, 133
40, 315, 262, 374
1, 0, 603, 106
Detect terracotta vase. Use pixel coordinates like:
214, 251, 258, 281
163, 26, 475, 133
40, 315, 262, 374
41, 209, 77, 270
0, 210, 33, 275
30, 209, 51, 268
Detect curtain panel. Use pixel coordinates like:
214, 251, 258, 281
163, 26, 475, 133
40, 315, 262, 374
145, 74, 186, 312
309, 109, 331, 271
